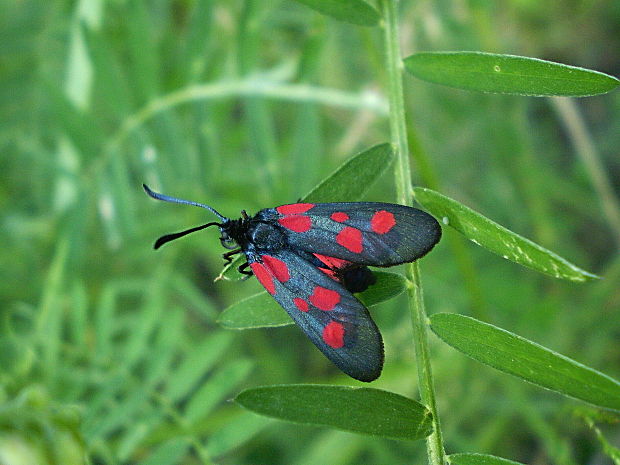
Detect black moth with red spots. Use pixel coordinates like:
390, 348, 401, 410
144, 184, 441, 382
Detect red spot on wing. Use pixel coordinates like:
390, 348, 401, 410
322, 321, 345, 348
293, 298, 309, 312
313, 253, 351, 270
371, 210, 396, 234
250, 262, 275, 294
330, 212, 349, 222
262, 255, 290, 282
276, 203, 314, 215
309, 286, 341, 311
336, 227, 363, 253
278, 215, 312, 232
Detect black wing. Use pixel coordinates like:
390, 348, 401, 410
247, 248, 384, 382
256, 202, 441, 266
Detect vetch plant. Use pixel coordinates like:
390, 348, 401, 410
6, 2, 617, 465
222, 2, 619, 465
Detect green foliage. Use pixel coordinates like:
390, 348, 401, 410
0, 386, 86, 465
574, 408, 620, 463
404, 52, 620, 96
291, 0, 380, 26
235, 385, 432, 440
448, 453, 525, 465
1, 0, 619, 464
430, 313, 620, 411
138, 438, 191, 465
413, 187, 598, 282
303, 143, 394, 203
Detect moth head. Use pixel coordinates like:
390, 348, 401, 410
218, 227, 239, 250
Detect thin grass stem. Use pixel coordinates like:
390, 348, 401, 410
379, 1, 446, 463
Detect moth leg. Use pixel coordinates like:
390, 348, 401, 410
238, 261, 253, 280
222, 248, 242, 265
238, 261, 251, 274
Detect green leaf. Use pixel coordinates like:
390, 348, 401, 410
449, 453, 525, 465
575, 409, 620, 463
412, 187, 597, 282
403, 51, 619, 97
303, 143, 394, 203
430, 313, 620, 411
217, 143, 394, 281
356, 271, 407, 307
235, 384, 432, 441
164, 332, 234, 401
218, 271, 406, 329
292, 0, 380, 27
137, 437, 190, 465
219, 292, 288, 329
184, 359, 253, 423
205, 413, 271, 457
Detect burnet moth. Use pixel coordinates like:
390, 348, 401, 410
144, 184, 441, 382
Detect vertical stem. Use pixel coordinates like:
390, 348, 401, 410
407, 262, 445, 465
381, 3, 411, 199
380, 1, 446, 464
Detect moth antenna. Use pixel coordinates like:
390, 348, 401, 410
143, 184, 227, 222
153, 222, 221, 249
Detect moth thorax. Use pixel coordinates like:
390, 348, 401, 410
249, 222, 287, 250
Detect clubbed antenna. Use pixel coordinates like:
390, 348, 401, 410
143, 184, 226, 249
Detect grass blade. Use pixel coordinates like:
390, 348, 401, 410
184, 360, 253, 424
292, 0, 380, 27
205, 413, 271, 458
164, 332, 234, 401
137, 438, 190, 465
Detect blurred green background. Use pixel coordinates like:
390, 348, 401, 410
1, 1, 619, 464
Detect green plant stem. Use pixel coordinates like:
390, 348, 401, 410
110, 81, 387, 154
380, 1, 446, 464
407, 262, 444, 463
91, 80, 388, 181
